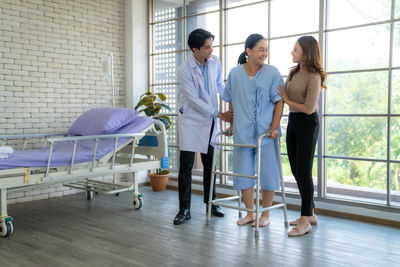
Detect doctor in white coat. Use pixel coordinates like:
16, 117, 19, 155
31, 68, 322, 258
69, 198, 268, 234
173, 28, 233, 225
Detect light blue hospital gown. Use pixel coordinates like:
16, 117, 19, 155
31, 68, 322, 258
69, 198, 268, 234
222, 64, 284, 190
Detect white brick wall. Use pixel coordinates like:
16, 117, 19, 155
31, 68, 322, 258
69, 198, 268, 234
0, 0, 126, 202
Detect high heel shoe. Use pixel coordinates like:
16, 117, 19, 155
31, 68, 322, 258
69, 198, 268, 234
287, 223, 312, 237
289, 215, 317, 226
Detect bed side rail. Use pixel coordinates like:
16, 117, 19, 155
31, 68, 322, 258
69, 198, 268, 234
1, 133, 67, 150
45, 133, 145, 178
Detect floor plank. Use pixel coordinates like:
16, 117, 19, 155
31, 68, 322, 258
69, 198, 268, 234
0, 186, 399, 267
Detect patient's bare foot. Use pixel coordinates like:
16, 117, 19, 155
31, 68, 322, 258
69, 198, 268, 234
252, 216, 270, 227
237, 215, 255, 226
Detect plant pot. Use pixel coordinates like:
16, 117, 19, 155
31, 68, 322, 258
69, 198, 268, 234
149, 173, 169, 192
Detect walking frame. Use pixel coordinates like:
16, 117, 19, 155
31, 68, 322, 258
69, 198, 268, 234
207, 131, 289, 237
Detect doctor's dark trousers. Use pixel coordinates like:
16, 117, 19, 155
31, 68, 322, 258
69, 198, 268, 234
178, 120, 216, 210
286, 112, 319, 216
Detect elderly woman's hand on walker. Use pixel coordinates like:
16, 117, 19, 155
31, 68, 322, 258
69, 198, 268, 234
267, 128, 279, 139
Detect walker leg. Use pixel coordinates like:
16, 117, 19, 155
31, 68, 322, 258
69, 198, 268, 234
283, 205, 289, 227
206, 195, 212, 225
254, 187, 260, 237
237, 190, 242, 218
281, 174, 289, 227
276, 138, 289, 227
255, 142, 261, 237
206, 173, 215, 225
254, 229, 259, 238
282, 187, 289, 227
207, 145, 218, 225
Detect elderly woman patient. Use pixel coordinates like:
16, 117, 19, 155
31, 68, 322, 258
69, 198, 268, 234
222, 34, 284, 227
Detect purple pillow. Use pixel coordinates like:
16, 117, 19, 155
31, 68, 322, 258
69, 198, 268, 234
67, 108, 138, 136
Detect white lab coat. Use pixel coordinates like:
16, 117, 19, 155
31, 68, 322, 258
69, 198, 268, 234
177, 54, 224, 154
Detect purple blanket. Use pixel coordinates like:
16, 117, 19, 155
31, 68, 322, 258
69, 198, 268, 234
0, 116, 153, 170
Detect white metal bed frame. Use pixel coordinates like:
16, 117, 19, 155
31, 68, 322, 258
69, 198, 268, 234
0, 120, 168, 237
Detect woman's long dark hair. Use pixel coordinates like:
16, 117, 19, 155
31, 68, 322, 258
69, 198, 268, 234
288, 36, 327, 89
237, 34, 266, 65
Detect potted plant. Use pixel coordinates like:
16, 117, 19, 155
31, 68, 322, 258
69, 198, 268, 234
135, 92, 171, 191
149, 169, 170, 192
134, 92, 172, 130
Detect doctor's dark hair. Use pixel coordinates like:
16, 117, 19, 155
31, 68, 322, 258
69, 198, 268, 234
237, 34, 266, 65
188, 28, 215, 51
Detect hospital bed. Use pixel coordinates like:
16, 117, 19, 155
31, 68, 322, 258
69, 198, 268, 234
0, 108, 168, 237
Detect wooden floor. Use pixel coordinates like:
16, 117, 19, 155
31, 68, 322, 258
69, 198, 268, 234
0, 186, 399, 267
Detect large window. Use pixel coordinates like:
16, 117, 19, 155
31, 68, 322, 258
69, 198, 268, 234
149, 0, 400, 209
325, 0, 399, 206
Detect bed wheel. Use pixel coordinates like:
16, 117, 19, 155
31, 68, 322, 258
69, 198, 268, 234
86, 190, 93, 200
86, 186, 93, 200
133, 197, 143, 210
0, 218, 13, 237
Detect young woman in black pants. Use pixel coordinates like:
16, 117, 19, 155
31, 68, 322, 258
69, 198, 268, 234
279, 36, 327, 237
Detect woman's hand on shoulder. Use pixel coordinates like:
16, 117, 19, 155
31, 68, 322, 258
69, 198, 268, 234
278, 85, 289, 103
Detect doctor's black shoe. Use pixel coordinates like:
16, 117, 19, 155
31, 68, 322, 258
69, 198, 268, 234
206, 205, 225, 217
173, 209, 191, 225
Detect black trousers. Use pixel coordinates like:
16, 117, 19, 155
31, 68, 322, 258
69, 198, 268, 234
286, 112, 319, 216
178, 121, 216, 210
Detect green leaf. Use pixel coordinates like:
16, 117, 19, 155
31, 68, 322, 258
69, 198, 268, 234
134, 97, 148, 110
144, 109, 152, 116
158, 103, 171, 111
157, 93, 167, 101
143, 98, 154, 107
147, 106, 161, 116
135, 96, 155, 110
136, 91, 172, 131
139, 92, 152, 100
